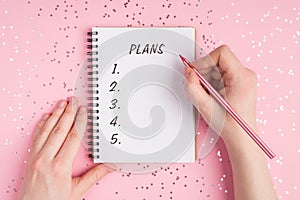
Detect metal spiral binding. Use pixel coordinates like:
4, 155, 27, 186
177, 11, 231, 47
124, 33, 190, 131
87, 31, 100, 159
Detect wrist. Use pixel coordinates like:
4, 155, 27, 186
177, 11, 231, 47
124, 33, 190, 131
220, 125, 267, 161
221, 125, 261, 151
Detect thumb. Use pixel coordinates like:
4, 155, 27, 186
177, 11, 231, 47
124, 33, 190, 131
184, 66, 212, 122
74, 164, 115, 195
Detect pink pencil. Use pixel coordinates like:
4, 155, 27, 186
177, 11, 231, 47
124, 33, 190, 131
179, 55, 275, 159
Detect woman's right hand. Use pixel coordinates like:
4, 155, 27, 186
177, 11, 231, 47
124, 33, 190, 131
184, 45, 278, 200
184, 45, 258, 148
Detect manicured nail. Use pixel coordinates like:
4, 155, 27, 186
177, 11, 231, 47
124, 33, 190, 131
78, 106, 87, 114
184, 66, 189, 77
59, 100, 66, 108
107, 167, 116, 172
105, 164, 117, 172
43, 113, 50, 120
72, 96, 78, 107
72, 96, 77, 103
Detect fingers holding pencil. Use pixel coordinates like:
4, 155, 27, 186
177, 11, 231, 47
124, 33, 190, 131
182, 45, 274, 156
192, 45, 243, 80
184, 65, 212, 121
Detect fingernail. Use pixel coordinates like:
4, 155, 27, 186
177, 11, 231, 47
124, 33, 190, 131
108, 167, 116, 172
184, 67, 189, 77
59, 100, 66, 108
106, 165, 117, 172
78, 106, 87, 114
43, 113, 50, 120
72, 96, 78, 107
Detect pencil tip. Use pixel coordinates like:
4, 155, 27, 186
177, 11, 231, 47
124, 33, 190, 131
179, 54, 185, 62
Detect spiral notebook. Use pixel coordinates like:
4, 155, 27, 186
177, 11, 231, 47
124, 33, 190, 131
87, 27, 196, 163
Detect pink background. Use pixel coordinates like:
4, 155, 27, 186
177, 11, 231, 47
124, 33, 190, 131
0, 0, 299, 199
